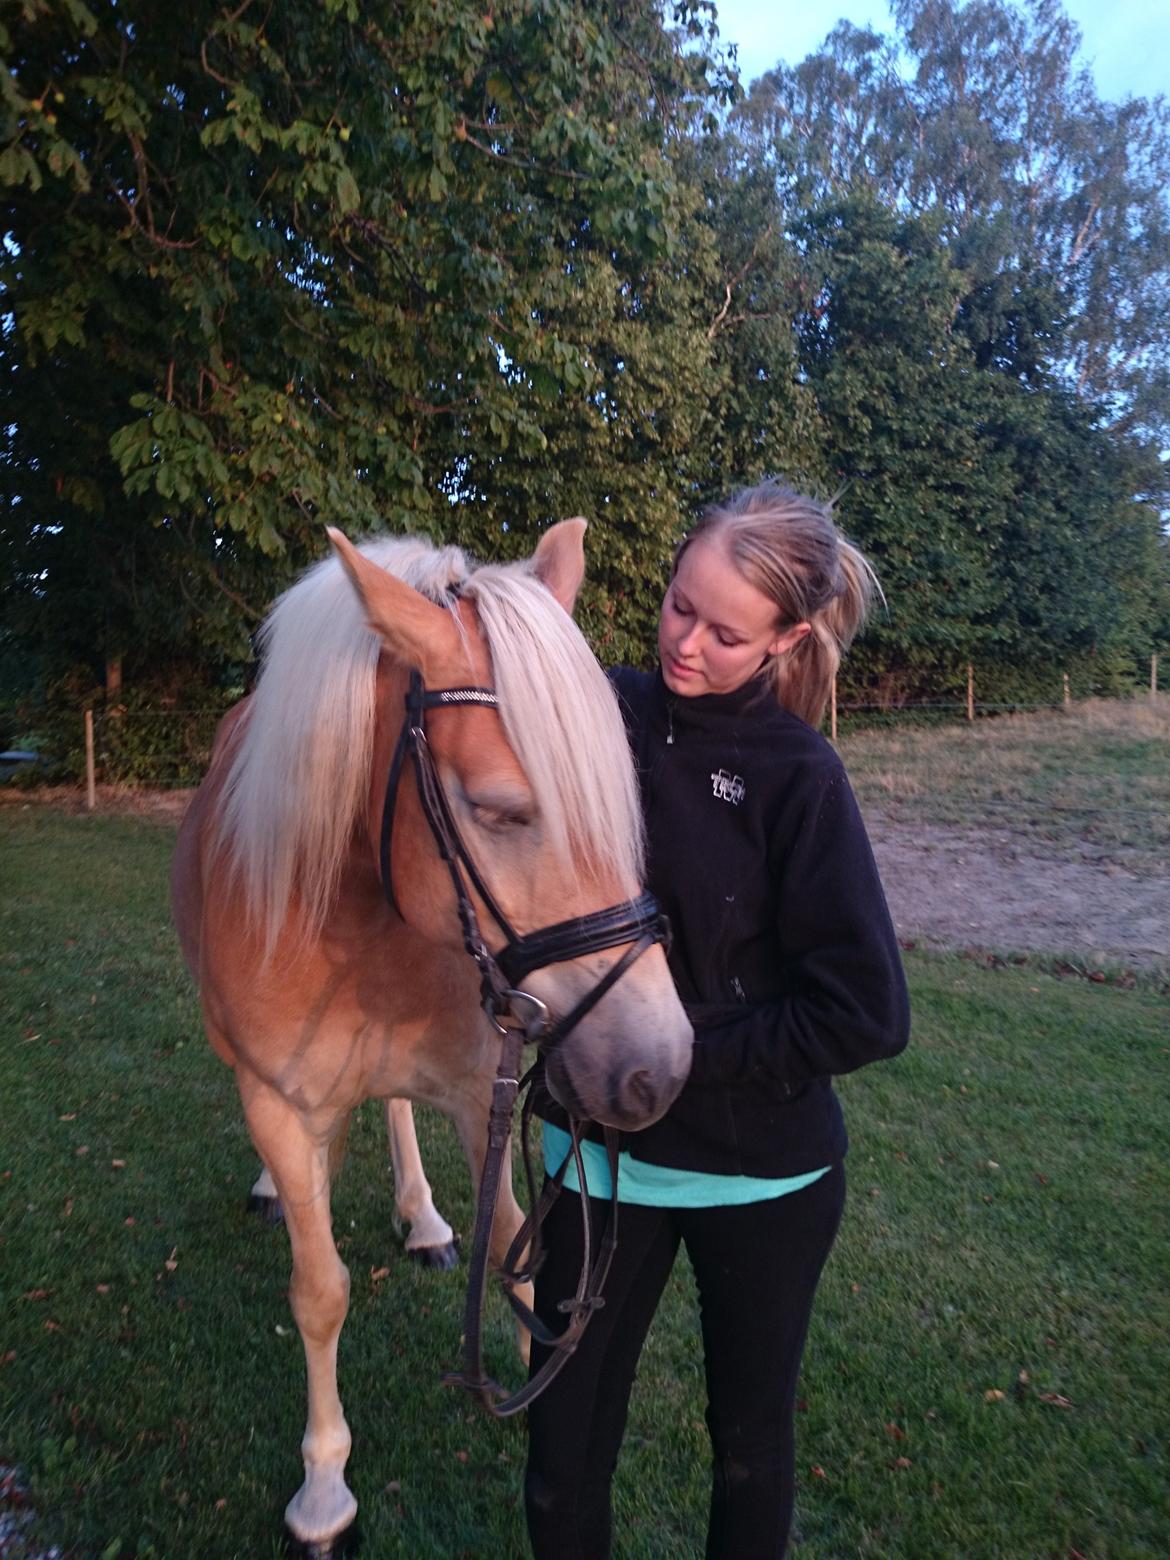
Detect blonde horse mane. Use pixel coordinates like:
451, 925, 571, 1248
215, 535, 644, 949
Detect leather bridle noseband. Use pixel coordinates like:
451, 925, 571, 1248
380, 669, 671, 1415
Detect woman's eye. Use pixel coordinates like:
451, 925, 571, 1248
672, 595, 693, 616
717, 633, 743, 647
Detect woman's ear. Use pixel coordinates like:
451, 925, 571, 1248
771, 622, 812, 657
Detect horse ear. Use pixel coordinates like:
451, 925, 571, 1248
531, 517, 587, 615
326, 528, 461, 674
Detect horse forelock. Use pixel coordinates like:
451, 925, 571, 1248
213, 536, 471, 950
213, 535, 643, 952
465, 564, 645, 894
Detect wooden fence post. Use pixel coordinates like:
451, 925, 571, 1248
85, 709, 96, 811
966, 664, 974, 722
1063, 672, 1070, 707
831, 677, 837, 742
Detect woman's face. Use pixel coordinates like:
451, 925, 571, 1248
658, 535, 809, 698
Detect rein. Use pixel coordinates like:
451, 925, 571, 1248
380, 670, 670, 1416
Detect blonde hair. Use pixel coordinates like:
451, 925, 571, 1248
676, 479, 879, 727
216, 536, 643, 955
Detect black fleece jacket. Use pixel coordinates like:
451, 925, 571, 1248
606, 667, 910, 1178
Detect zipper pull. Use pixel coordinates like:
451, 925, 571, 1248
666, 704, 675, 745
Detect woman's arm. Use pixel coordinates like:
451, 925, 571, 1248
685, 762, 910, 1091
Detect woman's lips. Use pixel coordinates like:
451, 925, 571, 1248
668, 657, 698, 680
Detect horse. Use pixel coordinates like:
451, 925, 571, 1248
171, 519, 692, 1552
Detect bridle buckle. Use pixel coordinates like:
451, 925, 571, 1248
488, 988, 550, 1042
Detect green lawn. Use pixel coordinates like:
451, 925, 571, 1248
838, 696, 1170, 870
2, 808, 1168, 1558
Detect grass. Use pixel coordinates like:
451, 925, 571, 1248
2, 807, 1168, 1558
837, 697, 1170, 868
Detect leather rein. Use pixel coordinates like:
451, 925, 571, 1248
380, 669, 670, 1416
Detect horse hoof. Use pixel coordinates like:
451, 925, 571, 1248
284, 1519, 359, 1558
246, 1192, 285, 1225
407, 1240, 459, 1271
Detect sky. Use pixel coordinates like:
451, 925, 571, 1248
711, 0, 1170, 104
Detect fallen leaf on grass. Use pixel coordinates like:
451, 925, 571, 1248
370, 1265, 390, 1284
111, 1159, 126, 1170
890, 1457, 913, 1470
43, 1320, 62, 1333
1, 1351, 16, 1366
22, 1289, 50, 1302
455, 1450, 469, 1464
123, 1217, 135, 1227
59, 1113, 76, 1121
214, 1498, 227, 1511
95, 1284, 110, 1296
984, 1389, 1006, 1402
810, 1465, 827, 1480
164, 1248, 178, 1272
1039, 1392, 1074, 1409
884, 1422, 906, 1441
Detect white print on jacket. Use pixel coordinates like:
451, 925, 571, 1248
711, 768, 746, 806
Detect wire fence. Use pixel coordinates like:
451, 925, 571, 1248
828, 658, 1162, 739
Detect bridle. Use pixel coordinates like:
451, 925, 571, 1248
380, 668, 671, 1415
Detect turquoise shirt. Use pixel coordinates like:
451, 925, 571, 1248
542, 1122, 830, 1209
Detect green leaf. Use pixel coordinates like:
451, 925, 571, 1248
0, 145, 42, 192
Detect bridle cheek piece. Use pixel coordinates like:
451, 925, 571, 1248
380, 670, 672, 1416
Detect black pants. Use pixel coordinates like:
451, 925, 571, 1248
524, 1163, 846, 1560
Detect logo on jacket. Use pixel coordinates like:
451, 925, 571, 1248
711, 768, 745, 805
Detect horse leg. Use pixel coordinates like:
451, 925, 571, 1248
240, 1077, 357, 1552
383, 1098, 458, 1270
449, 1095, 533, 1366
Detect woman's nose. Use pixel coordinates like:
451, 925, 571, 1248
677, 623, 702, 654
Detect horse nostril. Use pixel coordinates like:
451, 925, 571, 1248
618, 1067, 656, 1122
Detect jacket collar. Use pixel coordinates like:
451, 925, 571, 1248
653, 666, 776, 726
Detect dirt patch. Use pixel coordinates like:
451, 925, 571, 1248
866, 811, 1170, 971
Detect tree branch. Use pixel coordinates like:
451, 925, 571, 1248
707, 226, 774, 339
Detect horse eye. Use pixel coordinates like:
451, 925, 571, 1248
469, 800, 535, 833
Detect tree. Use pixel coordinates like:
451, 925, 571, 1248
1, 0, 732, 690
736, 0, 1170, 454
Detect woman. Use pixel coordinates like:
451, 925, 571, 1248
525, 480, 911, 1559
